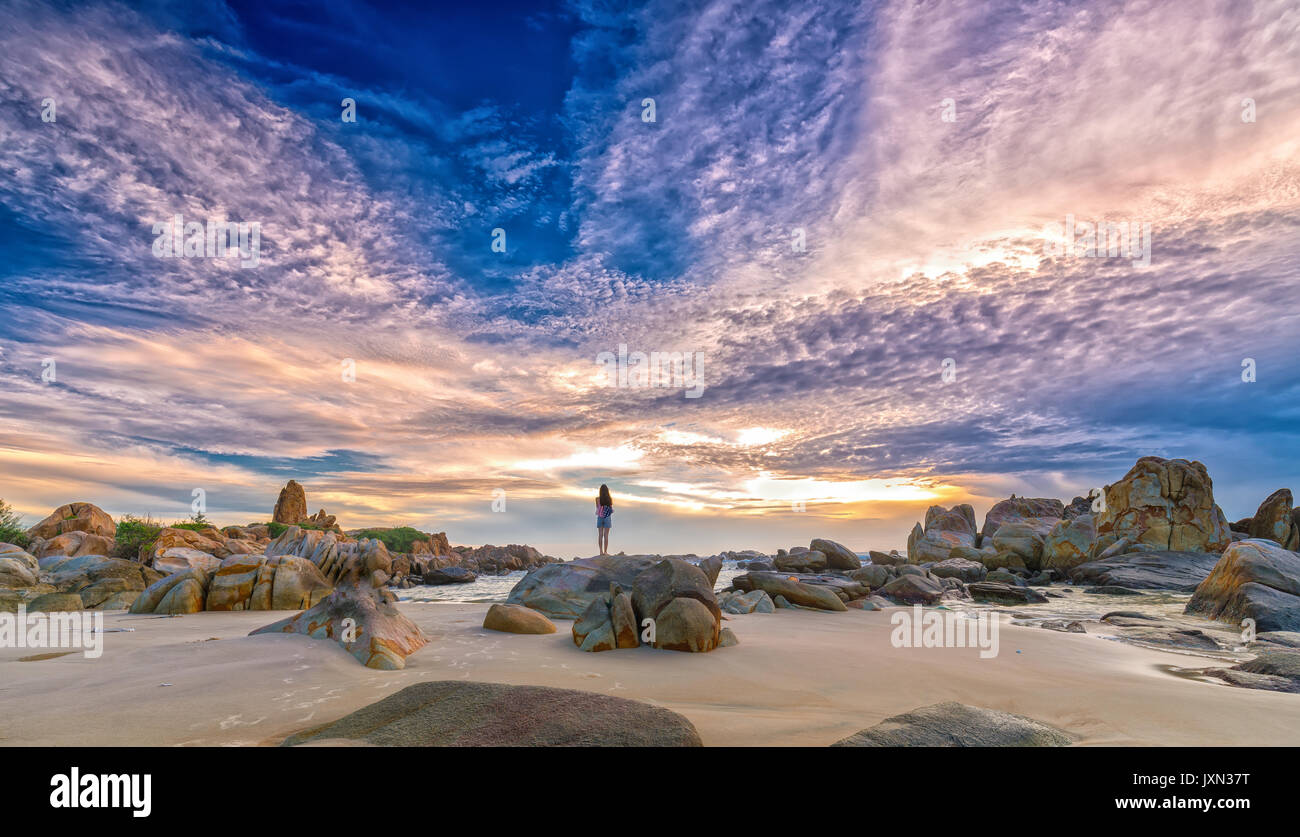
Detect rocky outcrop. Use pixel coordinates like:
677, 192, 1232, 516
1069, 550, 1220, 591
280, 681, 703, 747
153, 547, 222, 576
29, 530, 116, 560
129, 554, 333, 613
26, 502, 115, 541
907, 504, 977, 563
0, 543, 39, 588
1094, 457, 1231, 554
1185, 539, 1300, 633
438, 543, 558, 575
272, 480, 309, 525
1041, 514, 1097, 572
129, 568, 212, 614
810, 538, 861, 570
483, 603, 557, 634
832, 702, 1074, 747
981, 497, 1065, 541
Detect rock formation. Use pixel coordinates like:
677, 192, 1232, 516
1186, 538, 1300, 633
1094, 457, 1231, 554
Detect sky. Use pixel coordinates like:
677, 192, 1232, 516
1, 0, 1298, 558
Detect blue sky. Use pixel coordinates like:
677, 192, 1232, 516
1, 0, 1298, 556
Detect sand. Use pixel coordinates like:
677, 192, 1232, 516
2, 602, 1299, 746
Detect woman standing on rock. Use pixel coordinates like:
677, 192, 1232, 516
596, 484, 614, 556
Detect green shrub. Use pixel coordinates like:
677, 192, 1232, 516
351, 526, 428, 553
266, 521, 322, 539
0, 499, 29, 548
114, 515, 163, 560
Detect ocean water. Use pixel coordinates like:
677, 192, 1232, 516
396, 562, 750, 605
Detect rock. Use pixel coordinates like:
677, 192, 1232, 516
1094, 457, 1231, 553
1063, 496, 1093, 519
968, 582, 1048, 605
282, 681, 703, 746
27, 592, 86, 612
1246, 489, 1300, 550
572, 596, 617, 652
96, 591, 139, 610
40, 554, 162, 594
697, 555, 723, 586
774, 550, 827, 573
985, 569, 1026, 585
980, 497, 1065, 541
718, 627, 739, 647
482, 603, 556, 634
153, 547, 221, 577
252, 578, 427, 669
734, 572, 848, 611
610, 591, 639, 647
832, 701, 1073, 747
506, 555, 663, 619
1084, 585, 1143, 596
849, 564, 892, 588
272, 479, 309, 525
982, 551, 1028, 571
879, 573, 945, 605
76, 577, 139, 608
1069, 550, 1220, 591
990, 523, 1047, 570
145, 528, 232, 565
205, 554, 332, 611
1041, 514, 1096, 572
907, 507, 977, 563
1257, 631, 1300, 649
422, 566, 477, 585
630, 559, 720, 625
1185, 538, 1300, 632
0, 544, 39, 588
811, 538, 861, 570
447, 543, 559, 574
869, 550, 907, 566
930, 557, 987, 583
722, 588, 774, 614
30, 530, 116, 560
129, 569, 211, 614
26, 502, 115, 541
654, 597, 720, 652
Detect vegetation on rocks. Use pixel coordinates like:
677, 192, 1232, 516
0, 499, 29, 548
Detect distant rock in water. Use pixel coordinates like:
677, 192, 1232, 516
280, 681, 702, 747
832, 702, 1074, 747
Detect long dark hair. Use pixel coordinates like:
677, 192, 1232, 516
598, 484, 612, 507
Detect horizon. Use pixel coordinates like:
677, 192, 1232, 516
2, 0, 1299, 560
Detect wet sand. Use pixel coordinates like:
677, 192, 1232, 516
2, 602, 1298, 746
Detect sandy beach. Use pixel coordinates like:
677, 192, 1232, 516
4, 601, 1299, 747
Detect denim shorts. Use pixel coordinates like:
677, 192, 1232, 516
596, 517, 612, 529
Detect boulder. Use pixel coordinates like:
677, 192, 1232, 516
869, 550, 907, 566
1185, 539, 1300, 632
990, 522, 1047, 570
774, 550, 827, 573
1069, 550, 1220, 591
206, 554, 332, 612
653, 597, 720, 652
697, 555, 723, 586
629, 559, 720, 624
252, 580, 427, 669
0, 544, 39, 588
423, 566, 477, 585
849, 564, 892, 589
281, 681, 702, 747
968, 582, 1048, 605
1041, 514, 1097, 572
572, 596, 617, 652
506, 555, 662, 619
30, 530, 116, 560
145, 527, 232, 564
272, 479, 309, 525
734, 572, 848, 611
832, 702, 1073, 747
1245, 489, 1300, 550
40, 554, 162, 594
26, 502, 115, 541
980, 497, 1065, 540
930, 557, 987, 583
153, 547, 221, 576
27, 592, 85, 612
721, 589, 775, 614
810, 538, 861, 570
482, 603, 556, 635
879, 573, 945, 605
129, 569, 212, 614
1094, 457, 1231, 553
908, 505, 977, 563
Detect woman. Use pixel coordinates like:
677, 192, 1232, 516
595, 484, 613, 556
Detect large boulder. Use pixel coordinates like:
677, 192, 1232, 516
653, 597, 720, 652
30, 530, 117, 560
930, 557, 987, 583
206, 554, 332, 611
832, 702, 1073, 747
879, 573, 945, 605
1094, 457, 1231, 554
810, 538, 861, 570
980, 497, 1065, 541
273, 479, 310, 525
907, 510, 976, 564
26, 502, 115, 541
1185, 539, 1300, 632
144, 527, 233, 565
1041, 514, 1097, 572
1245, 489, 1300, 551
734, 572, 849, 611
483, 603, 556, 634
129, 568, 212, 614
251, 582, 427, 670
774, 550, 827, 573
153, 547, 222, 576
990, 522, 1047, 570
1069, 550, 1220, 591
506, 555, 662, 619
40, 554, 163, 595
281, 681, 702, 747
0, 544, 39, 588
